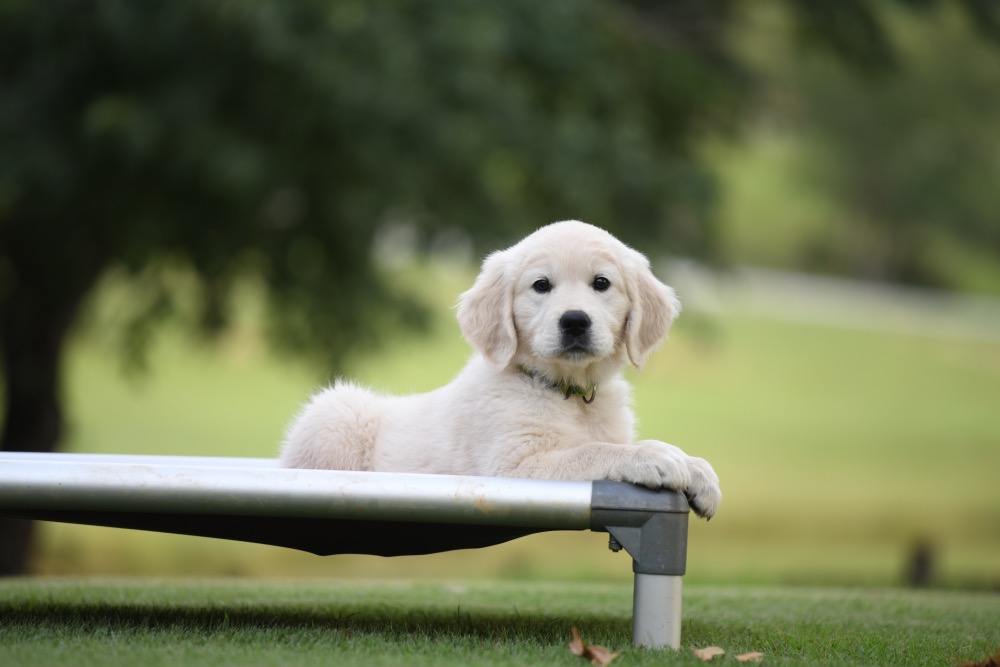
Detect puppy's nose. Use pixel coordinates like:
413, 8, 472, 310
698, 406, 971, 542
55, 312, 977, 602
559, 310, 591, 337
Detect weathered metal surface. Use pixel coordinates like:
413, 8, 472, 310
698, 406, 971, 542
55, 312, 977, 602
0, 454, 593, 529
632, 573, 683, 649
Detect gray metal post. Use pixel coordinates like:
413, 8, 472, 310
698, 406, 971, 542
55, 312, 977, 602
632, 573, 683, 648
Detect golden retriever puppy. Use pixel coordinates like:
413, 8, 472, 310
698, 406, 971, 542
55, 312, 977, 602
281, 220, 721, 518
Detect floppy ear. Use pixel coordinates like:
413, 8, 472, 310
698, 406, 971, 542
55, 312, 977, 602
456, 250, 518, 369
624, 252, 681, 368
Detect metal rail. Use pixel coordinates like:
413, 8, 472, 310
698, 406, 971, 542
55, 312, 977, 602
0, 456, 593, 529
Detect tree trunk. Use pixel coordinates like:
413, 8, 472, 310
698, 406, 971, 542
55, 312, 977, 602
0, 263, 97, 575
0, 341, 65, 575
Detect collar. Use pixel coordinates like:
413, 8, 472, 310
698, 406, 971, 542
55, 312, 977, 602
518, 365, 598, 404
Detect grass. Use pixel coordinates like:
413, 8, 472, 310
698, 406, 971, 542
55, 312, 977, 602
1, 579, 997, 666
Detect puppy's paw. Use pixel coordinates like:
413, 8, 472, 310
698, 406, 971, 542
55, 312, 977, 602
684, 455, 722, 520
620, 440, 693, 493
621, 441, 722, 520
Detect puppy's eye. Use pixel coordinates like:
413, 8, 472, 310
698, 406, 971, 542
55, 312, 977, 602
593, 276, 611, 292
532, 278, 552, 294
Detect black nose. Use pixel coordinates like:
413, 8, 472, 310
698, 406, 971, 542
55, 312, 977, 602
559, 310, 591, 337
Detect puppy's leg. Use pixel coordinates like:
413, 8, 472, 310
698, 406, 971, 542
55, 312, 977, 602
504, 440, 721, 519
280, 383, 382, 471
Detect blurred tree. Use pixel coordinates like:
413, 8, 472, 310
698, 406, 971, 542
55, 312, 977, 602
0, 0, 741, 574
749, 0, 1000, 287
794, 3, 1000, 286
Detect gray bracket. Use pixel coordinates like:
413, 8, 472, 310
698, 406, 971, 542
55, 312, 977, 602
590, 481, 689, 575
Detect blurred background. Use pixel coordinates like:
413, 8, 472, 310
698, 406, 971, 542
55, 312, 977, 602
2, 0, 998, 588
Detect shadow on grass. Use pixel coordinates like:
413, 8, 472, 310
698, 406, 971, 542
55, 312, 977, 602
1, 600, 630, 645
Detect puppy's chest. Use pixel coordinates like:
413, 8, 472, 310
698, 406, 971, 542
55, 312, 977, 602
582, 403, 632, 443
541, 392, 634, 444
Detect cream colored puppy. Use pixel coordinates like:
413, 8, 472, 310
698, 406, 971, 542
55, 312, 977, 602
281, 220, 721, 518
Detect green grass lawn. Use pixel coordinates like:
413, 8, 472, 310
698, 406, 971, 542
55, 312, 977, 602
1, 579, 997, 666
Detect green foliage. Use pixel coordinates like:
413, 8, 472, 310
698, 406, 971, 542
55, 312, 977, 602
0, 0, 741, 373
736, 2, 1000, 288
800, 7, 1000, 284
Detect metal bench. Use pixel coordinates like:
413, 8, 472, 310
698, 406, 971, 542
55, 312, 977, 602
0, 452, 690, 648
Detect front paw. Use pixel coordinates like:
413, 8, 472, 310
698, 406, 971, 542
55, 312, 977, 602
624, 441, 721, 520
620, 440, 692, 494
684, 455, 722, 520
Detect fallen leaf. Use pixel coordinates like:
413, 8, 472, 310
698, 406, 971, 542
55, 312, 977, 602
959, 649, 1000, 667
736, 651, 765, 663
583, 643, 620, 666
693, 646, 726, 661
568, 627, 621, 666
569, 627, 586, 657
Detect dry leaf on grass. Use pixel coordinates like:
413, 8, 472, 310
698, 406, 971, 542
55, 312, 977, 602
568, 627, 621, 666
693, 646, 726, 661
959, 649, 1000, 667
736, 651, 765, 663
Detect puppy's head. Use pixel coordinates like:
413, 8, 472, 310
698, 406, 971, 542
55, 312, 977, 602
457, 220, 680, 379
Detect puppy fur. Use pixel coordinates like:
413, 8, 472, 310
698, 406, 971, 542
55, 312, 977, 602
280, 220, 721, 518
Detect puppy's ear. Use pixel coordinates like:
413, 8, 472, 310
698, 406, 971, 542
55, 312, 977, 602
457, 250, 518, 369
624, 252, 681, 368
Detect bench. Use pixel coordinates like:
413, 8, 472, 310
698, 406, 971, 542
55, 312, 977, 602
0, 452, 690, 648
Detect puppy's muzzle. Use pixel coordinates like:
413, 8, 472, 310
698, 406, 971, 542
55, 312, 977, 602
559, 310, 593, 354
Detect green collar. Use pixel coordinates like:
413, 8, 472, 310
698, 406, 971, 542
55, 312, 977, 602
518, 365, 598, 404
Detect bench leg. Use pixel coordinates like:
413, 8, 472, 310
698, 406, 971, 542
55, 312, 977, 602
632, 572, 682, 649
591, 483, 689, 649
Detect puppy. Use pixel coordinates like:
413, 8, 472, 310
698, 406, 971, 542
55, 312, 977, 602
281, 220, 721, 518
